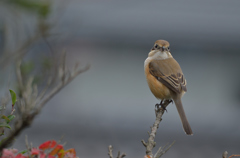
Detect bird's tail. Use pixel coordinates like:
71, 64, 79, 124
173, 96, 193, 135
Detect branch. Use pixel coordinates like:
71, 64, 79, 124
223, 151, 228, 158
229, 155, 240, 158
154, 141, 175, 158
0, 3, 87, 153
0, 32, 41, 67
117, 151, 126, 158
108, 145, 126, 158
37, 64, 90, 110
222, 151, 240, 158
141, 100, 172, 158
108, 145, 113, 158
0, 62, 90, 152
0, 111, 36, 151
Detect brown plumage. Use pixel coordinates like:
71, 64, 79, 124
149, 58, 187, 94
144, 40, 193, 135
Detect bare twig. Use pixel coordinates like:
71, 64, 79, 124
229, 155, 240, 158
108, 145, 126, 158
223, 151, 228, 158
120, 153, 127, 158
154, 141, 175, 158
0, 62, 90, 152
141, 100, 172, 157
60, 51, 67, 84
0, 32, 41, 67
108, 145, 113, 158
37, 64, 90, 109
15, 60, 24, 92
117, 151, 126, 158
35, 77, 53, 105
25, 135, 31, 158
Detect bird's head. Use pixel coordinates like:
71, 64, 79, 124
148, 40, 172, 59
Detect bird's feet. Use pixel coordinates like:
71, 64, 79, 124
161, 102, 168, 113
155, 103, 161, 109
155, 99, 173, 112
155, 100, 163, 109
155, 100, 167, 112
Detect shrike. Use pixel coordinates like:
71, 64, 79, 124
144, 39, 193, 135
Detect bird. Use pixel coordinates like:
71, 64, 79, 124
144, 39, 193, 135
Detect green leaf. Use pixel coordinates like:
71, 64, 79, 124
9, 89, 17, 106
19, 150, 28, 154
0, 123, 11, 129
7, 115, 15, 123
1, 115, 10, 123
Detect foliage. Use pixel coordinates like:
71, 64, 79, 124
0, 90, 16, 137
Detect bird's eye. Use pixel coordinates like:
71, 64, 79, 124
168, 47, 170, 51
154, 44, 158, 49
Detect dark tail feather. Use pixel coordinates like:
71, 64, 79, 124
173, 97, 193, 135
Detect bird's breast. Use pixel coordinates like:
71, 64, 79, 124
144, 59, 171, 100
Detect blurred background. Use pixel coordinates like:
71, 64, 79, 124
1, 0, 240, 158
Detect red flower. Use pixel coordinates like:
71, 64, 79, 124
39, 140, 57, 150
1, 140, 78, 158
49, 144, 64, 156
31, 148, 40, 155
65, 149, 76, 157
2, 149, 15, 158
15, 154, 27, 158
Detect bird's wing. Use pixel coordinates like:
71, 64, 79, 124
149, 58, 187, 93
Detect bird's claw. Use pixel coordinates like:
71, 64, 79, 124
155, 99, 173, 112
155, 103, 160, 109
155, 100, 168, 112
